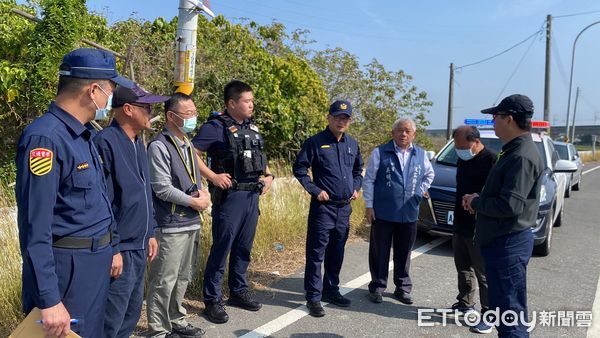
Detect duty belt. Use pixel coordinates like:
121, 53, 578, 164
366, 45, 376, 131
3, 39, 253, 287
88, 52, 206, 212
52, 232, 111, 250
231, 180, 264, 193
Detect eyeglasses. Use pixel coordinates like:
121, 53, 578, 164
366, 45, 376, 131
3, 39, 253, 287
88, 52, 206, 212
492, 114, 509, 120
171, 110, 198, 118
128, 103, 152, 114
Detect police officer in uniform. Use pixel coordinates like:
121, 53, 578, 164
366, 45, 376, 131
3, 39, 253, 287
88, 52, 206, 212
192, 80, 274, 324
15, 48, 134, 338
293, 100, 364, 317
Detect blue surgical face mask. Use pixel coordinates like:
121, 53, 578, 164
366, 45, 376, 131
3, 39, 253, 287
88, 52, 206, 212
173, 112, 197, 134
92, 84, 112, 120
456, 148, 475, 161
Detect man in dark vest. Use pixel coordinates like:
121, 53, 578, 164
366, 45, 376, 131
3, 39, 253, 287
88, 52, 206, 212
146, 93, 210, 338
192, 80, 274, 324
293, 100, 364, 317
363, 117, 434, 305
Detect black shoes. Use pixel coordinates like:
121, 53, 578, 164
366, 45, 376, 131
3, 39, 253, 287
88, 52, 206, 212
321, 291, 351, 307
369, 291, 383, 303
306, 300, 325, 317
393, 288, 413, 305
228, 290, 262, 311
204, 301, 229, 324
170, 323, 205, 337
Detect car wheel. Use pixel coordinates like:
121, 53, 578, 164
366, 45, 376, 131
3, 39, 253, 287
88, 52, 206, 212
565, 180, 571, 198
573, 176, 580, 191
534, 209, 553, 256
554, 205, 563, 227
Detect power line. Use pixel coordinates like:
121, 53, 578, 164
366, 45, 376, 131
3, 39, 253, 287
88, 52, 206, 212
216, 3, 414, 41
553, 10, 600, 19
492, 31, 539, 105
456, 23, 544, 70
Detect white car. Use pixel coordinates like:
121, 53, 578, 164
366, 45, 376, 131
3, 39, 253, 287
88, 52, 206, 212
553, 141, 583, 197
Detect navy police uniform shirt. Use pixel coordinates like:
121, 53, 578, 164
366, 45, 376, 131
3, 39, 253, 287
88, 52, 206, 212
191, 112, 232, 153
293, 127, 364, 201
15, 102, 114, 308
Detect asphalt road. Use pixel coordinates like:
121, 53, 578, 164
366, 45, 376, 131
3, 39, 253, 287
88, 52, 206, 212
150, 163, 600, 338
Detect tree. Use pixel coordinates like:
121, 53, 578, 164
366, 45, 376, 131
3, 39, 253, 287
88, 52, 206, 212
309, 48, 432, 156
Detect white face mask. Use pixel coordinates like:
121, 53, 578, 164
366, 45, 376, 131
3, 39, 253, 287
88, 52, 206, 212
456, 147, 475, 161
92, 84, 112, 120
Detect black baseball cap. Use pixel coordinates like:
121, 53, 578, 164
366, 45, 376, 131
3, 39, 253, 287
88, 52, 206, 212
481, 94, 534, 118
112, 83, 170, 108
329, 100, 352, 116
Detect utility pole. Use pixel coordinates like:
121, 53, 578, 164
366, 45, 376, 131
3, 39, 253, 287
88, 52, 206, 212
571, 87, 580, 142
565, 20, 600, 143
543, 14, 552, 127
446, 62, 454, 140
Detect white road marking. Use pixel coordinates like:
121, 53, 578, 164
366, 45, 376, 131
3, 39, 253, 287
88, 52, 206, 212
240, 237, 449, 338
583, 165, 600, 175
584, 164, 600, 337
587, 273, 600, 338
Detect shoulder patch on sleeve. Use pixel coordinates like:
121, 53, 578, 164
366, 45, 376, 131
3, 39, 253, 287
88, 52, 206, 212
29, 148, 53, 176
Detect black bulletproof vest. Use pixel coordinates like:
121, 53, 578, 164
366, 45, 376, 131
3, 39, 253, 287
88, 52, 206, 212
208, 113, 267, 182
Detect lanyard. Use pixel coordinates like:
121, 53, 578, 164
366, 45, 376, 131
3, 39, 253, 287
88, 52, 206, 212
167, 135, 197, 185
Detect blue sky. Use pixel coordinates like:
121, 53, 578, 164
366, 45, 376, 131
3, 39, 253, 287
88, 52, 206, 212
83, 0, 600, 129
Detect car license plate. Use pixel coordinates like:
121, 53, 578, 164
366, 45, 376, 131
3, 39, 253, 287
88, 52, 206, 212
447, 211, 454, 225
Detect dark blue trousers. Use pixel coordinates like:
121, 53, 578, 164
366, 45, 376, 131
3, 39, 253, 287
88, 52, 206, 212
304, 201, 351, 301
368, 219, 418, 294
104, 249, 147, 338
481, 229, 534, 338
23, 244, 112, 338
203, 190, 259, 302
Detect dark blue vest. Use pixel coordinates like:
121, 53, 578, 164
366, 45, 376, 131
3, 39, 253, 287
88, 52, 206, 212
373, 141, 426, 223
150, 131, 202, 229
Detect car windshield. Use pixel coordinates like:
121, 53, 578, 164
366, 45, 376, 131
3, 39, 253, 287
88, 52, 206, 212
554, 144, 569, 160
436, 136, 503, 166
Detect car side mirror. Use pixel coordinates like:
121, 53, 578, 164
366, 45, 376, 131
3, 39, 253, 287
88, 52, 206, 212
554, 159, 577, 173
426, 150, 436, 161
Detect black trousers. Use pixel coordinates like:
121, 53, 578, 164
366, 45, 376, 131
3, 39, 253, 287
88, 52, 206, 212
368, 219, 417, 294
453, 232, 488, 308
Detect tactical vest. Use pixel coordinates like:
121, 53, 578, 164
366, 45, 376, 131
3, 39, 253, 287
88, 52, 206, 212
208, 113, 266, 182
373, 141, 426, 223
149, 131, 202, 229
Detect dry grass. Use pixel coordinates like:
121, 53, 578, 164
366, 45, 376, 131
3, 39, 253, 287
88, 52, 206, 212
580, 151, 598, 163
0, 181, 22, 336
